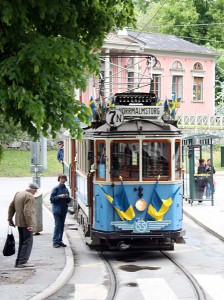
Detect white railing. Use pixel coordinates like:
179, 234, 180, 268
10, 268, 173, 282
177, 114, 223, 129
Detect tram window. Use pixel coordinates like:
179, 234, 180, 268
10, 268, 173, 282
111, 141, 139, 180
175, 140, 181, 180
142, 140, 170, 180
96, 140, 106, 180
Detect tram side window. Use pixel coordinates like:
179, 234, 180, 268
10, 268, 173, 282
175, 140, 181, 180
76, 140, 88, 173
96, 141, 106, 179
111, 141, 139, 180
142, 141, 170, 180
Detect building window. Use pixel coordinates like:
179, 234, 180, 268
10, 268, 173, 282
151, 60, 162, 98
172, 76, 183, 99
193, 62, 203, 70
193, 77, 203, 101
172, 61, 183, 69
127, 72, 134, 92
126, 58, 135, 92
151, 75, 161, 98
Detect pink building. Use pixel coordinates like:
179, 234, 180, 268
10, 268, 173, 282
82, 30, 217, 116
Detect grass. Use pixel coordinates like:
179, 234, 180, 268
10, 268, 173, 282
0, 148, 223, 177
0, 149, 62, 177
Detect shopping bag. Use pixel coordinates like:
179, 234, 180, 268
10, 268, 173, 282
2, 227, 15, 256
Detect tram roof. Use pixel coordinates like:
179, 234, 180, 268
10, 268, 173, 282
84, 119, 182, 137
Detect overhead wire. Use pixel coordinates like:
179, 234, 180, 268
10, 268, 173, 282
145, 22, 224, 29
122, 0, 167, 53
99, 0, 168, 97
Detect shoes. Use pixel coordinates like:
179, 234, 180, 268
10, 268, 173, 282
53, 242, 67, 248
15, 262, 35, 268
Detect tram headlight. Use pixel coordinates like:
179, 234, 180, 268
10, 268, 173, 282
162, 113, 172, 122
135, 199, 147, 211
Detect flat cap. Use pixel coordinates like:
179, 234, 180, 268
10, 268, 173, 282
28, 182, 39, 189
57, 141, 64, 145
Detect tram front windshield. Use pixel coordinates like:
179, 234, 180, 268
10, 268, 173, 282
111, 141, 139, 180
111, 140, 170, 180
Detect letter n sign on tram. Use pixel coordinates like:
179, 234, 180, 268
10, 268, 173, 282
106, 109, 124, 127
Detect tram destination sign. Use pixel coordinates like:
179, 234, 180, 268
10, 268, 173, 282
117, 105, 163, 117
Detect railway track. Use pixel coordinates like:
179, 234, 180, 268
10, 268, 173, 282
161, 251, 207, 300
100, 250, 207, 300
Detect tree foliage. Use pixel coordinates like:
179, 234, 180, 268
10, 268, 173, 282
135, 0, 224, 105
0, 0, 136, 140
0, 119, 26, 144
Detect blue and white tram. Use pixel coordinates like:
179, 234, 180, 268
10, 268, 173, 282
65, 92, 185, 250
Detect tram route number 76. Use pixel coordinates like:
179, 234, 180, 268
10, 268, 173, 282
106, 109, 124, 127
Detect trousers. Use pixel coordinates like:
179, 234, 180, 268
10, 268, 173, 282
16, 227, 33, 265
53, 213, 66, 245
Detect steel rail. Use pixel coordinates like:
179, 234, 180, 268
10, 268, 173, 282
161, 251, 207, 300
99, 251, 118, 300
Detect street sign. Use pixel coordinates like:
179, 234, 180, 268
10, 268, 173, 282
117, 105, 163, 117
106, 108, 124, 127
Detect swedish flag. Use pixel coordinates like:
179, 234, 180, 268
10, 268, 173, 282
107, 97, 115, 109
88, 96, 96, 120
146, 180, 181, 221
156, 97, 162, 106
168, 97, 181, 118
99, 179, 135, 222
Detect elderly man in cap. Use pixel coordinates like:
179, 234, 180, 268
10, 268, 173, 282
8, 182, 39, 268
57, 141, 64, 164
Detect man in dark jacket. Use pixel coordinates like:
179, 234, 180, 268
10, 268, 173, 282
8, 182, 39, 268
57, 141, 64, 163
50, 174, 72, 248
196, 158, 207, 204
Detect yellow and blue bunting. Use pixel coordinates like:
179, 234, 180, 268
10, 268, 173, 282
146, 180, 181, 221
99, 179, 135, 222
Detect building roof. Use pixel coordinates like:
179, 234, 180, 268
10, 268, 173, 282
128, 31, 217, 56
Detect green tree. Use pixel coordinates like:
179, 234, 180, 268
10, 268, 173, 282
0, 119, 26, 144
135, 0, 224, 105
0, 0, 135, 141
136, 0, 199, 42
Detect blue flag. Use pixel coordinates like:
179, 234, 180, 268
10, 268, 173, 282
164, 99, 169, 113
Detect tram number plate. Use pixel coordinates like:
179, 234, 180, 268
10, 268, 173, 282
106, 109, 124, 127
